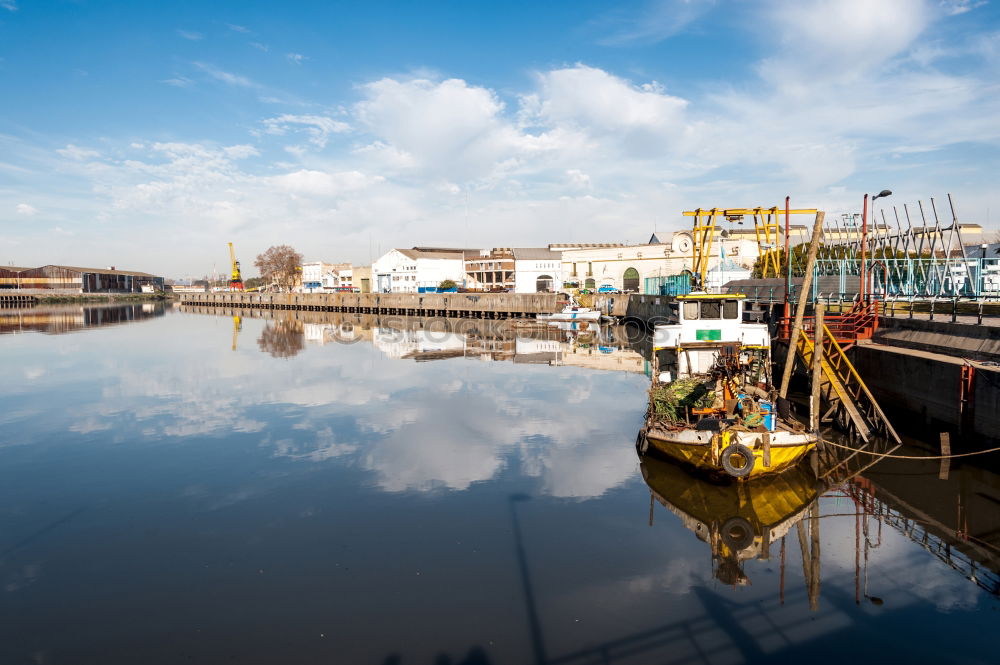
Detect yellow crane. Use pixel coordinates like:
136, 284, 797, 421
228, 242, 244, 292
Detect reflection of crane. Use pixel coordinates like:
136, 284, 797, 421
228, 242, 244, 292
232, 315, 242, 351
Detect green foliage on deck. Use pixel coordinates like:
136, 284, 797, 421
650, 378, 714, 422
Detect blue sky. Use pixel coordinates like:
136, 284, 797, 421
2, 0, 999, 278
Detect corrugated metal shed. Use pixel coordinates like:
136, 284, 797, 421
0, 264, 164, 292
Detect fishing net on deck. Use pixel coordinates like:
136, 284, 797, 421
649, 378, 715, 422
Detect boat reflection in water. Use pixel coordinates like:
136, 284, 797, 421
641, 451, 822, 600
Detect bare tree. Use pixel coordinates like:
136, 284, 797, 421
254, 245, 303, 290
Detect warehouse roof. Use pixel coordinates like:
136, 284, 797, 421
7, 264, 161, 277
512, 248, 561, 260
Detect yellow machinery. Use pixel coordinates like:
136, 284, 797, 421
682, 207, 818, 286
232, 315, 242, 351
228, 242, 244, 292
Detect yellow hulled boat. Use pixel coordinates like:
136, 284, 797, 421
641, 293, 818, 479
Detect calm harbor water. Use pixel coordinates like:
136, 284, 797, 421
1, 303, 998, 665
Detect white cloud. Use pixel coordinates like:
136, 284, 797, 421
223, 144, 259, 159
261, 114, 350, 148
176, 29, 203, 41
286, 53, 307, 65
940, 0, 987, 15
192, 61, 256, 88
56, 144, 100, 160
15, 203, 37, 215
1, 1, 17, 11
227, 23, 251, 33
595, 0, 717, 46
527, 65, 689, 158
758, 0, 932, 86
566, 169, 591, 189
250, 42, 269, 52
269, 169, 383, 196
355, 76, 544, 180
161, 76, 194, 88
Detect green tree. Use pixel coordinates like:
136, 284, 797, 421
438, 279, 457, 291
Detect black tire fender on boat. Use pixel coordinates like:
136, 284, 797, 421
720, 442, 755, 478
635, 431, 649, 455
720, 516, 755, 551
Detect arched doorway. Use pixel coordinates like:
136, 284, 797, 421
584, 278, 596, 290
623, 267, 640, 292
536, 274, 554, 292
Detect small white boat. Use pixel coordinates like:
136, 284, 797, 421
536, 305, 602, 322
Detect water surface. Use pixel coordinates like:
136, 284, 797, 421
1, 304, 998, 664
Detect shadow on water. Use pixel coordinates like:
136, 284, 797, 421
376, 430, 1000, 665
380, 648, 493, 665
0, 506, 87, 560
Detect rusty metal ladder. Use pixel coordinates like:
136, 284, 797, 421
796, 322, 901, 444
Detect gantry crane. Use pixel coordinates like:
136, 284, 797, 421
228, 242, 244, 292
682, 207, 818, 288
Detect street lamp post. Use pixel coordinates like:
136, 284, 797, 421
862, 189, 892, 302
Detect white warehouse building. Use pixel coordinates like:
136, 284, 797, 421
512, 248, 563, 293
373, 247, 470, 293
559, 230, 766, 293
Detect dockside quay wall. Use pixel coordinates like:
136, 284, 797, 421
851, 338, 1000, 442
179, 292, 562, 317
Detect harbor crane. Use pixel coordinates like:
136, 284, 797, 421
228, 242, 244, 292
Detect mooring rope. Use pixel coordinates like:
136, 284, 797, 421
822, 438, 1000, 460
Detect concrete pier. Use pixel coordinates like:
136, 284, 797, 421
179, 291, 561, 318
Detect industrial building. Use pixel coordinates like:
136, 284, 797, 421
0, 265, 164, 293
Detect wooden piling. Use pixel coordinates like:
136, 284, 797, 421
811, 306, 824, 432
780, 211, 826, 399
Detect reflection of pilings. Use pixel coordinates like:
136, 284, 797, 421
846, 481, 1000, 597
182, 305, 543, 341
795, 505, 822, 612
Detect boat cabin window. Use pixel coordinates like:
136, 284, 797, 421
682, 301, 700, 320
700, 301, 721, 319
723, 299, 739, 319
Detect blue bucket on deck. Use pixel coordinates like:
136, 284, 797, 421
758, 401, 776, 432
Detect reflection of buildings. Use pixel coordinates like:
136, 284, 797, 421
181, 306, 654, 372
303, 322, 373, 346
0, 303, 166, 335
373, 329, 467, 361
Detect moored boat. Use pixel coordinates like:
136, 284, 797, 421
639, 292, 817, 479
536, 303, 602, 322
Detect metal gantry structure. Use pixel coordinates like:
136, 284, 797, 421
813, 194, 995, 301
682, 206, 818, 287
